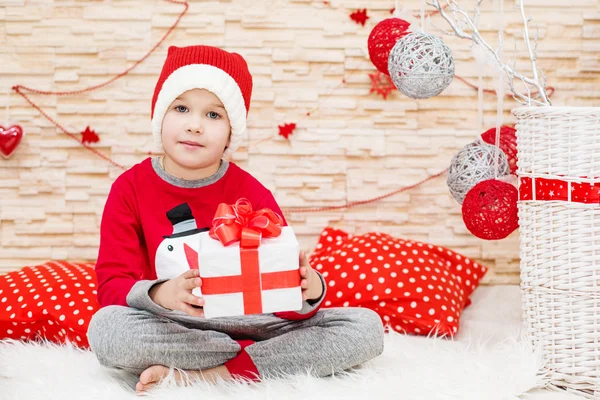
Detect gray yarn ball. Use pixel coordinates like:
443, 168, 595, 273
447, 140, 510, 204
388, 32, 455, 100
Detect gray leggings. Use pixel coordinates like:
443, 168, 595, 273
87, 305, 384, 379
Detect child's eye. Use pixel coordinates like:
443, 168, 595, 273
207, 111, 221, 119
175, 105, 188, 113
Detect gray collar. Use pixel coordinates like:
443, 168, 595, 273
151, 157, 229, 188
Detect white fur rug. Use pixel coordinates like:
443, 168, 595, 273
0, 286, 582, 400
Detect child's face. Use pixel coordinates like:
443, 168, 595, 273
161, 88, 231, 169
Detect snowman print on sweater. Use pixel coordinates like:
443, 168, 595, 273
155, 203, 208, 296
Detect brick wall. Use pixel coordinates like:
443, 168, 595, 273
1, 0, 599, 284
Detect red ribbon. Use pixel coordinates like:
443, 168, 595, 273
202, 199, 298, 315
520, 177, 600, 204
209, 198, 283, 248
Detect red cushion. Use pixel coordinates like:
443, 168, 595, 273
309, 227, 487, 336
0, 261, 100, 348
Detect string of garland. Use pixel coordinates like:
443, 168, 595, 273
10, 0, 190, 171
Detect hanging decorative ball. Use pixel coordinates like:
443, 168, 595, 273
367, 17, 411, 76
388, 32, 455, 100
462, 179, 519, 240
480, 126, 518, 175
446, 140, 510, 204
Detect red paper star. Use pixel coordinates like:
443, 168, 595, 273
349, 9, 369, 26
81, 126, 99, 144
368, 71, 395, 100
278, 123, 296, 139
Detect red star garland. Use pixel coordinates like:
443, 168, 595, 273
81, 126, 99, 144
349, 9, 369, 26
278, 123, 296, 139
368, 71, 395, 100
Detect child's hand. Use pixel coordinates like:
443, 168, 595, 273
299, 251, 324, 301
149, 269, 205, 317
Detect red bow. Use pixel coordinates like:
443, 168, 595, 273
209, 198, 283, 249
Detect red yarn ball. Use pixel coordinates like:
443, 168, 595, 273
480, 126, 518, 175
462, 179, 519, 240
368, 18, 411, 75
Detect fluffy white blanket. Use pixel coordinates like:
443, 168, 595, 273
0, 286, 581, 400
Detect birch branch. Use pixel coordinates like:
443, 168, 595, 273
430, 0, 551, 106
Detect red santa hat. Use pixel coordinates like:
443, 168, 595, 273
151, 45, 253, 158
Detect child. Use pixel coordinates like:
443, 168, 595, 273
87, 45, 384, 395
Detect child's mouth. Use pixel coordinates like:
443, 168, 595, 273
179, 141, 204, 149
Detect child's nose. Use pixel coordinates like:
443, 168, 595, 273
186, 118, 204, 134
186, 125, 203, 134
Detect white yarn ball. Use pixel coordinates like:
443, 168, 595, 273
388, 32, 455, 100
447, 140, 510, 204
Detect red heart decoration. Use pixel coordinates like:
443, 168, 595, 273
0, 124, 24, 158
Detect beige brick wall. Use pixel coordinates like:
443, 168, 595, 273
1, 0, 599, 285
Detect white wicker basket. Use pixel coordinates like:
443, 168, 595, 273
515, 106, 600, 398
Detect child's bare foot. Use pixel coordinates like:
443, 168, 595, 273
135, 364, 232, 395
136, 365, 179, 395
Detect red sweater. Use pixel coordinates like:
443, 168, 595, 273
96, 158, 324, 380
96, 158, 295, 309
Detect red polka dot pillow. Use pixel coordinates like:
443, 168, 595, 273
0, 261, 100, 348
310, 227, 488, 337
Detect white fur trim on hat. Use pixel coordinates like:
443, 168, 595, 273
152, 64, 247, 158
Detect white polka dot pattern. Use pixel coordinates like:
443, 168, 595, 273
0, 261, 100, 347
309, 227, 487, 337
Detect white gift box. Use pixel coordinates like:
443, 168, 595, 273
196, 226, 302, 318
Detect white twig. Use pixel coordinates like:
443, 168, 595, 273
518, 0, 548, 104
430, 0, 551, 106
